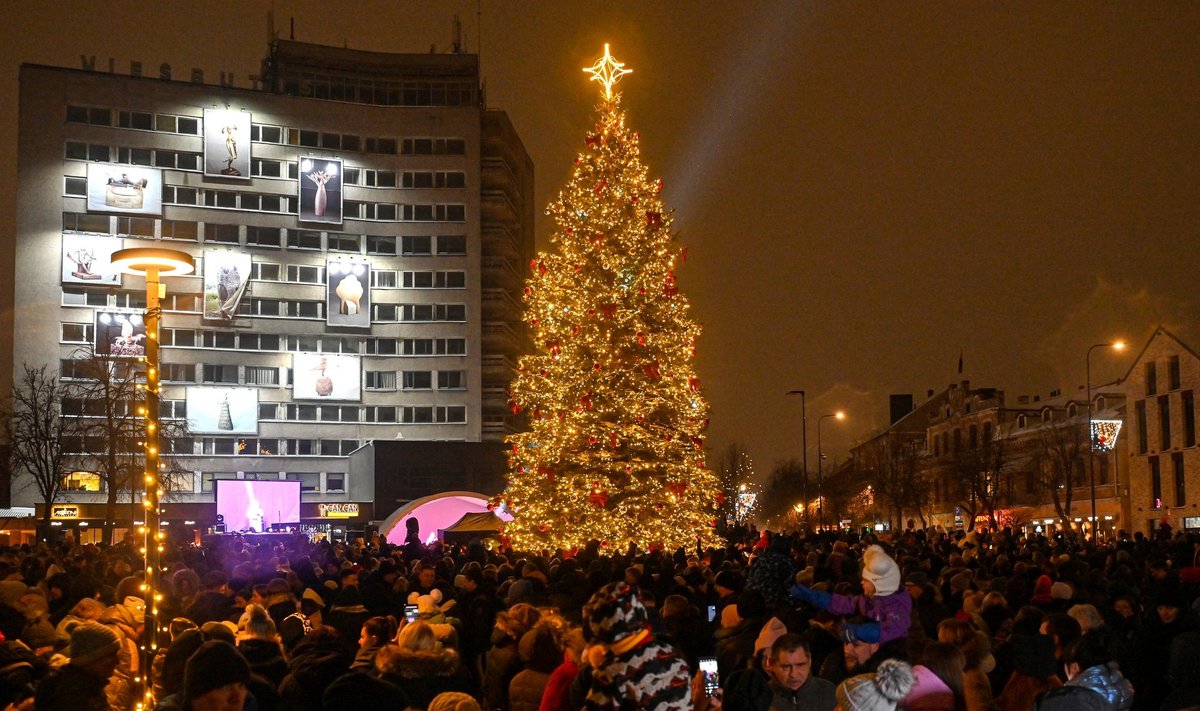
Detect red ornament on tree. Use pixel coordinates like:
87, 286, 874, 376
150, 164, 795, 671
589, 486, 608, 508
646, 211, 664, 228
586, 133, 601, 147
600, 303, 618, 319
666, 481, 688, 496
642, 362, 661, 380
581, 393, 594, 410
636, 331, 647, 346
594, 178, 608, 195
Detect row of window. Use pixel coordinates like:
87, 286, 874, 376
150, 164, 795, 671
275, 71, 478, 109
66, 142, 466, 190
1133, 390, 1197, 454
63, 213, 468, 257
930, 421, 995, 457
66, 106, 469, 156
1148, 452, 1188, 509
62, 470, 346, 495
1145, 356, 1184, 396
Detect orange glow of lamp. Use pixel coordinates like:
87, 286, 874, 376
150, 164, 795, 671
110, 247, 192, 709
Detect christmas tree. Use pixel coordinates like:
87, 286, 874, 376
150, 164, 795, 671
500, 46, 723, 552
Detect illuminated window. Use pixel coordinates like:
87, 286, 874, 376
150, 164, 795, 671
63, 471, 101, 492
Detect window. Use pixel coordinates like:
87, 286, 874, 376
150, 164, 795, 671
162, 363, 194, 382
162, 220, 198, 241
247, 226, 281, 248
286, 265, 322, 283
201, 472, 238, 493
64, 176, 87, 196
1173, 452, 1186, 506
437, 371, 465, 389
326, 473, 346, 492
402, 371, 432, 389
63, 211, 111, 234
968, 425, 978, 449
1151, 456, 1162, 508
438, 338, 466, 355
328, 233, 361, 253
252, 263, 280, 281
286, 301, 321, 318
259, 403, 278, 420
952, 429, 962, 453
289, 335, 321, 352
982, 421, 993, 445
437, 235, 467, 255
402, 406, 434, 423
1146, 361, 1158, 396
402, 236, 432, 255
366, 235, 396, 255
245, 366, 279, 386
1159, 395, 1172, 450
1136, 400, 1148, 454
202, 364, 238, 384
61, 322, 92, 343
204, 223, 240, 244
403, 339, 434, 356
1184, 391, 1196, 448
1169, 356, 1181, 390
286, 229, 322, 250
365, 371, 397, 390
117, 217, 156, 238
252, 299, 281, 317
372, 270, 397, 288
374, 304, 398, 321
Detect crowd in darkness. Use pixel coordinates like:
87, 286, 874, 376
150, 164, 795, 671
0, 521, 1195, 711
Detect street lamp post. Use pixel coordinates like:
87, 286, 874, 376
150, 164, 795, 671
110, 247, 193, 708
787, 390, 808, 526
817, 411, 846, 530
1086, 340, 1126, 541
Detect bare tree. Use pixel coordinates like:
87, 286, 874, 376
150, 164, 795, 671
3, 364, 82, 537
1027, 418, 1088, 535
760, 459, 806, 528
859, 437, 926, 530
943, 434, 1013, 531
712, 442, 755, 528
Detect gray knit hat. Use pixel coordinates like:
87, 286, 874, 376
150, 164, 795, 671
69, 621, 121, 665
836, 659, 915, 711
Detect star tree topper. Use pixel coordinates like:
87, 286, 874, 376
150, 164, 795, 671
583, 43, 632, 100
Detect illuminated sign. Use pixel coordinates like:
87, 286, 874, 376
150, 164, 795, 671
318, 503, 360, 519
51, 505, 80, 520
1091, 419, 1123, 451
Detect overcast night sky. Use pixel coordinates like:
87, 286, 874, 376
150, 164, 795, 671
3, 2, 1198, 480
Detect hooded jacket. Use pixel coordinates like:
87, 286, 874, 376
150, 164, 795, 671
1066, 662, 1134, 711
375, 643, 469, 710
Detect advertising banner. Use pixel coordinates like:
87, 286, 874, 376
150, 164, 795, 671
298, 156, 342, 224
203, 109, 252, 178
186, 386, 259, 434
62, 234, 123, 285
86, 163, 162, 215
94, 310, 145, 358
203, 251, 251, 320
326, 260, 371, 328
292, 352, 360, 401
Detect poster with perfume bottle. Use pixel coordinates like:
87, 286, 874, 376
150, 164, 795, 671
203, 109, 252, 179
291, 352, 360, 401
326, 260, 371, 328
186, 386, 259, 434
62, 234, 123, 285
86, 163, 162, 215
298, 156, 342, 224
94, 310, 146, 358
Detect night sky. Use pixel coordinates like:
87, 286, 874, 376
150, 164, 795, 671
3, 2, 1198, 480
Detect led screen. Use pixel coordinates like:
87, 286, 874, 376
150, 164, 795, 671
326, 260, 371, 328
186, 387, 259, 434
216, 479, 301, 532
203, 109, 251, 179
86, 163, 162, 215
298, 156, 342, 224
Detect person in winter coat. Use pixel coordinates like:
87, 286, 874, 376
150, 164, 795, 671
376, 621, 471, 710
902, 641, 965, 711
350, 616, 393, 672
508, 622, 565, 711
236, 604, 289, 689
996, 634, 1061, 711
580, 581, 692, 710
185, 571, 236, 626
1062, 631, 1133, 711
791, 545, 913, 648
937, 619, 994, 711
483, 603, 541, 710
277, 626, 354, 711
36, 622, 121, 711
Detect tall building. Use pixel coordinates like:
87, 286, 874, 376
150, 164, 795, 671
9, 40, 534, 542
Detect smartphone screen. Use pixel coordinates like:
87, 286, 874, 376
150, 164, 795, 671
405, 604, 419, 622
699, 656, 719, 695
707, 605, 716, 622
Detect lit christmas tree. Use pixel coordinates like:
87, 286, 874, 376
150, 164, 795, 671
499, 46, 723, 552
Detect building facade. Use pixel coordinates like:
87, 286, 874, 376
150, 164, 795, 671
1124, 327, 1200, 535
10, 41, 533, 541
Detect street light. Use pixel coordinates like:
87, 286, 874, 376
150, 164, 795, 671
1086, 340, 1126, 541
817, 410, 846, 530
786, 390, 808, 526
110, 247, 193, 706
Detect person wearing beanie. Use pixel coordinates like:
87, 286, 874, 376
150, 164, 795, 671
820, 620, 888, 686
836, 659, 915, 711
181, 640, 252, 711
791, 545, 912, 648
34, 621, 121, 711
236, 604, 288, 688
581, 582, 692, 710
996, 634, 1062, 711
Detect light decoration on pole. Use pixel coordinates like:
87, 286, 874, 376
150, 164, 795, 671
1090, 419, 1123, 451
110, 247, 193, 710
498, 46, 722, 552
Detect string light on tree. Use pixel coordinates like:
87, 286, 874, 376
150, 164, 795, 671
499, 45, 722, 552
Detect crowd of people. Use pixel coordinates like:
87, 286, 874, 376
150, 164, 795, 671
0, 522, 1195, 711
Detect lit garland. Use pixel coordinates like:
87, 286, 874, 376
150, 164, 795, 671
1091, 419, 1122, 451
499, 46, 722, 552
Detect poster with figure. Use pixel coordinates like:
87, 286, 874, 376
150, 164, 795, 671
186, 386, 259, 434
62, 234, 123, 285
94, 311, 146, 358
86, 164, 162, 215
326, 260, 371, 328
298, 156, 342, 224
203, 251, 251, 320
203, 109, 252, 179
292, 352, 360, 401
